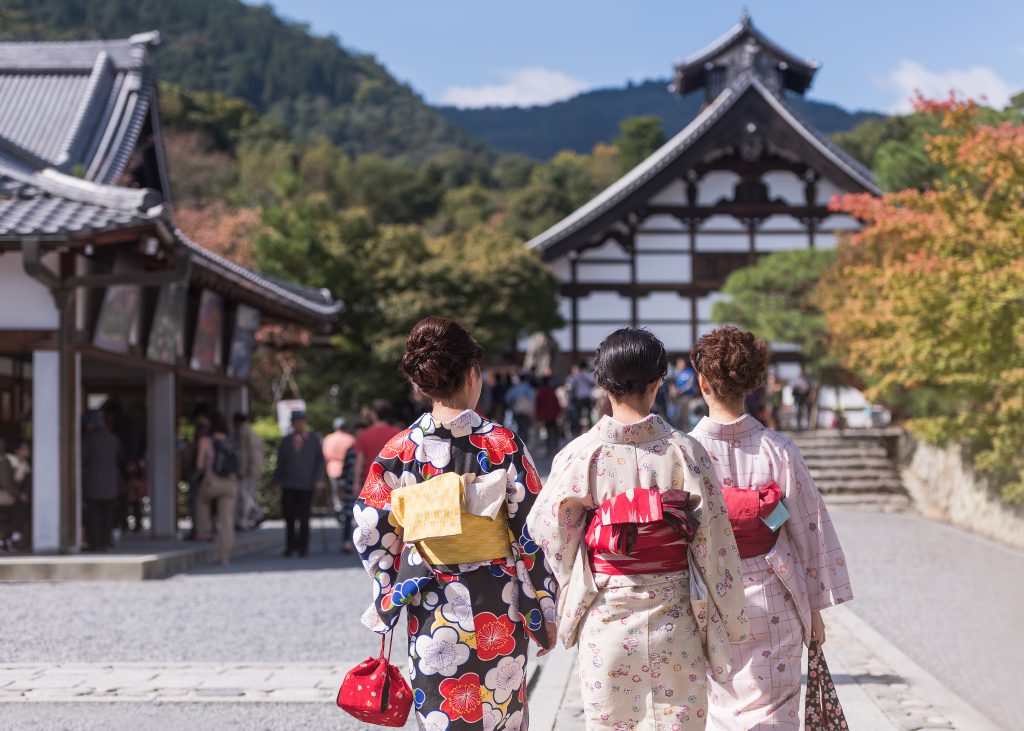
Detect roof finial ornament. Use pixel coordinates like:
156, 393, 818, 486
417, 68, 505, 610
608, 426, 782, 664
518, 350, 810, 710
740, 7, 751, 26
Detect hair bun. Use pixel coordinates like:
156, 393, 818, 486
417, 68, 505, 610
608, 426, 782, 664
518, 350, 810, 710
401, 317, 484, 400
691, 325, 769, 401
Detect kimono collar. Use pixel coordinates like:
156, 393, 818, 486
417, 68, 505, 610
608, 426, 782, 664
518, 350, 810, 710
592, 414, 674, 446
417, 409, 485, 437
691, 413, 764, 442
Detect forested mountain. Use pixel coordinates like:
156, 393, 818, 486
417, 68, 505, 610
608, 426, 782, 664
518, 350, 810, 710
0, 0, 482, 159
439, 79, 882, 159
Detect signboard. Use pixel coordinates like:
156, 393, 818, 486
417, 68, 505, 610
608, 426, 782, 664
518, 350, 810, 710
226, 304, 260, 380
93, 258, 141, 353
189, 290, 223, 373
146, 281, 187, 364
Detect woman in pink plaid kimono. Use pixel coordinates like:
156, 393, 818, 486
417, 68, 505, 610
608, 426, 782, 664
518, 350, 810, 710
688, 327, 853, 730
528, 328, 750, 731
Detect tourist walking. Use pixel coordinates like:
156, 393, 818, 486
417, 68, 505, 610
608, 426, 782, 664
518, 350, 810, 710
688, 326, 852, 729
566, 360, 596, 436
194, 412, 240, 566
352, 400, 400, 489
0, 438, 31, 552
503, 371, 536, 440
791, 370, 815, 431
535, 375, 562, 455
81, 410, 120, 552
671, 355, 699, 429
323, 416, 357, 553
355, 316, 556, 731
272, 410, 326, 557
233, 413, 265, 530
528, 327, 749, 731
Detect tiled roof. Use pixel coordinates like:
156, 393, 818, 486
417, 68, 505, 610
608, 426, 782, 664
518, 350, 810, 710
0, 32, 158, 184
526, 77, 880, 254
0, 166, 160, 239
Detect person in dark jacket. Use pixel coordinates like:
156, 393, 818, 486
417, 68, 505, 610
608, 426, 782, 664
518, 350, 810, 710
272, 411, 326, 557
82, 410, 121, 552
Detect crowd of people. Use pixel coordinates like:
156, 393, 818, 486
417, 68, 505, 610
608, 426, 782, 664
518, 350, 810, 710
342, 316, 850, 731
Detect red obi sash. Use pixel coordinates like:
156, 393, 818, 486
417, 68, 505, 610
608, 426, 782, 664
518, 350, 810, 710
720, 481, 785, 558
585, 488, 698, 575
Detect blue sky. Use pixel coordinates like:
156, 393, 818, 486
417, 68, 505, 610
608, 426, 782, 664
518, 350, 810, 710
258, 1, 1024, 113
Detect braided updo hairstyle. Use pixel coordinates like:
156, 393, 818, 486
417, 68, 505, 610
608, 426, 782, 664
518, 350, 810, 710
690, 325, 769, 402
593, 327, 668, 398
401, 316, 484, 400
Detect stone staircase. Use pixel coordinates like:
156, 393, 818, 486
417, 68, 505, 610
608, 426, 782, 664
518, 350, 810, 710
786, 429, 912, 512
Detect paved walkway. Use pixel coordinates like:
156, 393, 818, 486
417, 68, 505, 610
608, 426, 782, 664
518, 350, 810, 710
543, 605, 997, 731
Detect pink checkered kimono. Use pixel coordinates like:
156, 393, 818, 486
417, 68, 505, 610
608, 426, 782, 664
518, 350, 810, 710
690, 414, 853, 730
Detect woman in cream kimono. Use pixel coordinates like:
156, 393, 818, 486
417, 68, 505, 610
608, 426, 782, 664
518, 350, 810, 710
527, 328, 749, 731
688, 326, 853, 729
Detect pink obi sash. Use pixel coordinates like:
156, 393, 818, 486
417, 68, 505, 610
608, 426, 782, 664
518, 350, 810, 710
720, 481, 785, 558
585, 488, 699, 575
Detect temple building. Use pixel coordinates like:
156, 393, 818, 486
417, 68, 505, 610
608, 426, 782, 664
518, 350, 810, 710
528, 14, 879, 364
0, 33, 340, 553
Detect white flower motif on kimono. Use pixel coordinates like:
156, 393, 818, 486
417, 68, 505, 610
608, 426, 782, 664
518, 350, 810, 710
504, 464, 526, 518
413, 434, 452, 469
445, 409, 483, 438
381, 530, 402, 556
415, 625, 470, 677
423, 590, 440, 610
501, 576, 520, 622
367, 548, 394, 574
481, 702, 503, 731
505, 709, 526, 731
418, 710, 450, 731
352, 504, 380, 553
373, 567, 391, 593
440, 581, 476, 631
485, 654, 526, 704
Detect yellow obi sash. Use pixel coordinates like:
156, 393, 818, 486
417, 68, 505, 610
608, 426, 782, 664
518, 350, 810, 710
390, 471, 512, 566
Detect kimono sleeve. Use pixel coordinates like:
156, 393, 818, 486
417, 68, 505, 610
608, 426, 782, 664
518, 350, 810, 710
525, 442, 596, 590
507, 439, 558, 615
779, 441, 853, 611
353, 455, 406, 632
686, 440, 750, 644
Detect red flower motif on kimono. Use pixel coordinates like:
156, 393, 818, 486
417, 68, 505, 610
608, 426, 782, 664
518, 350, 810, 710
379, 428, 416, 462
360, 462, 393, 509
439, 672, 483, 722
421, 462, 443, 479
523, 459, 542, 494
469, 426, 518, 465
474, 612, 516, 661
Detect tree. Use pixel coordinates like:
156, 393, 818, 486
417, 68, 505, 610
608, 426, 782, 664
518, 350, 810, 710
818, 95, 1024, 501
712, 249, 837, 376
615, 116, 665, 172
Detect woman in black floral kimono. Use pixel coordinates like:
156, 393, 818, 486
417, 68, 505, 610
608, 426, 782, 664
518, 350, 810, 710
355, 316, 557, 731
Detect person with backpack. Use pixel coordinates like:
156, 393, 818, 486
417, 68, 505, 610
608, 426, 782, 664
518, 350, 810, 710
272, 410, 326, 558
194, 412, 240, 566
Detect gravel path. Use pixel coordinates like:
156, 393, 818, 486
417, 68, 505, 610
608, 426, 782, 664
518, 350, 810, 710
831, 509, 1024, 730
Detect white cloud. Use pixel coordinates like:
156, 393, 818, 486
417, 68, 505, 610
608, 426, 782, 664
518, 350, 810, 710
878, 60, 1016, 113
440, 67, 588, 108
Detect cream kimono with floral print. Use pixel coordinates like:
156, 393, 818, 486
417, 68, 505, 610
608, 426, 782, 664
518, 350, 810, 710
527, 414, 750, 681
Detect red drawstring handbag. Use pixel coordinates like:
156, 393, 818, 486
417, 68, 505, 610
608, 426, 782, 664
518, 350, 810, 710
336, 633, 412, 727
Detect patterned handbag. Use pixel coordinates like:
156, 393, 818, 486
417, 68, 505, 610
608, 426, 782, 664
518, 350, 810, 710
805, 640, 848, 730
336, 633, 412, 727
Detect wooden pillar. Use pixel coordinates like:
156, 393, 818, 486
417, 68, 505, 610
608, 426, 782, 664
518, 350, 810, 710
628, 231, 638, 327
690, 296, 699, 353
570, 255, 580, 363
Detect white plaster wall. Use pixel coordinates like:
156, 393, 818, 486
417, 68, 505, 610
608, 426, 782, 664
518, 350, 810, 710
636, 253, 691, 283
818, 213, 860, 232
815, 232, 839, 250
649, 179, 687, 205
579, 239, 629, 261
549, 257, 571, 281
635, 232, 688, 251
638, 292, 690, 321
576, 262, 631, 283
697, 171, 740, 206
762, 171, 805, 205
637, 214, 685, 232
694, 234, 748, 252
650, 323, 693, 352
31, 351, 61, 551
756, 232, 810, 252
551, 326, 571, 352
758, 214, 804, 232
815, 178, 844, 206
696, 292, 729, 321
577, 292, 631, 321
579, 323, 626, 351
0, 252, 59, 329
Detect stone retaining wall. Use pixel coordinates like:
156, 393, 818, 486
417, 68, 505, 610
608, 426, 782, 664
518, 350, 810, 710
901, 436, 1024, 549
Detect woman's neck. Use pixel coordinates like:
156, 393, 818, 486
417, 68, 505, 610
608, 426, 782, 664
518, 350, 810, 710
610, 399, 653, 425
707, 398, 745, 424
431, 401, 475, 424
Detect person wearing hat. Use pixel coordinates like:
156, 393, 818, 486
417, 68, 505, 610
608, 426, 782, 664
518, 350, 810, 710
271, 410, 326, 557
322, 416, 357, 553
81, 409, 121, 551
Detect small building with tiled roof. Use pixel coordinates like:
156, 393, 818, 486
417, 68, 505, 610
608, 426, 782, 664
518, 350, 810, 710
528, 15, 877, 366
0, 32, 340, 553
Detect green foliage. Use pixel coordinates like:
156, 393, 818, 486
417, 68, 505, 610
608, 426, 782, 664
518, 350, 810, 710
615, 116, 665, 172
712, 249, 837, 377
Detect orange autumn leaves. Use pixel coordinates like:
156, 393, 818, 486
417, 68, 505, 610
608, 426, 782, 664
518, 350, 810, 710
818, 95, 1024, 501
